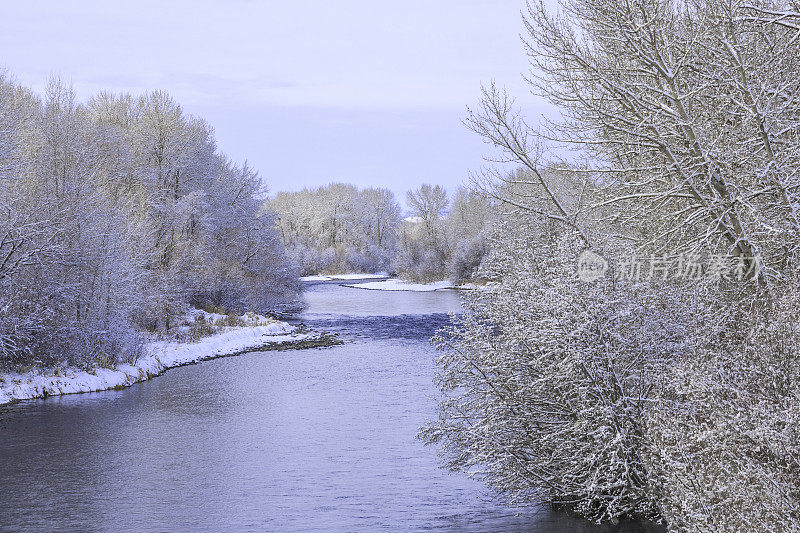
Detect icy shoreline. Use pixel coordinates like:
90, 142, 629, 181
0, 321, 311, 406
343, 279, 456, 292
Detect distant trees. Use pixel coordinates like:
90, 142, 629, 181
446, 187, 493, 283
407, 184, 448, 240
395, 184, 496, 282
267, 183, 401, 274
0, 72, 301, 371
423, 0, 800, 530
395, 184, 450, 282
268, 182, 496, 282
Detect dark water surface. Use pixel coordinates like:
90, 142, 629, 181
0, 282, 653, 532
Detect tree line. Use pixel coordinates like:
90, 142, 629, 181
0, 73, 301, 371
266, 182, 495, 283
422, 1, 800, 531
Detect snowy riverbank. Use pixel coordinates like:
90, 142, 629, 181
300, 273, 481, 292
343, 279, 456, 291
0, 320, 315, 406
300, 273, 389, 282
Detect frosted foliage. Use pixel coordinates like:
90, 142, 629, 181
267, 183, 401, 275
447, 187, 493, 284
0, 75, 301, 370
394, 184, 496, 283
424, 0, 800, 528
422, 219, 699, 523
467, 0, 800, 283
396, 184, 450, 282
643, 291, 800, 532
269, 183, 495, 283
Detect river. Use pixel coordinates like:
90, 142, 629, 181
0, 281, 653, 532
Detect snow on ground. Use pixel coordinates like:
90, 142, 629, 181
329, 273, 388, 280
344, 279, 455, 292
0, 320, 307, 406
454, 282, 484, 290
300, 273, 388, 282
300, 275, 333, 282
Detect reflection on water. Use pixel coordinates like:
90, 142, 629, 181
0, 281, 658, 532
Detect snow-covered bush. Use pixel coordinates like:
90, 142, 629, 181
643, 285, 800, 531
448, 235, 487, 285
422, 218, 700, 523
393, 229, 449, 283
446, 187, 495, 284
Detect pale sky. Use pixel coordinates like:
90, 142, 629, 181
0, 0, 553, 204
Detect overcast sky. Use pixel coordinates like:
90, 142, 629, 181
0, 0, 553, 205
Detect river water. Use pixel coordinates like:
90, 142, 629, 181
0, 282, 652, 532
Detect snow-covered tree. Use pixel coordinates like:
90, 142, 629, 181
0, 73, 301, 370
394, 184, 451, 282
267, 183, 401, 274
425, 0, 800, 529
446, 187, 496, 283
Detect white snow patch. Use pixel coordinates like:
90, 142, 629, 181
344, 279, 455, 292
328, 273, 388, 280
0, 321, 307, 405
300, 273, 389, 282
184, 307, 228, 323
